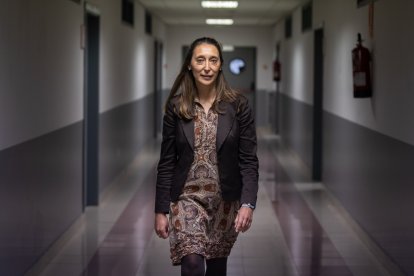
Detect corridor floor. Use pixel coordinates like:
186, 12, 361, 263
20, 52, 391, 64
28, 132, 397, 276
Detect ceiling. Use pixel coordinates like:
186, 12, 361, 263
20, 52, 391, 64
137, 0, 309, 26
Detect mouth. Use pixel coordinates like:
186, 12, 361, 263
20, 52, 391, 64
201, 75, 213, 80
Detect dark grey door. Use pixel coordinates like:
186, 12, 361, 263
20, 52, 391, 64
84, 11, 100, 207
222, 47, 256, 94
154, 40, 163, 137
222, 47, 256, 116
312, 28, 324, 181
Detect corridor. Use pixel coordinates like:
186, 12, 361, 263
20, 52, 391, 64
2, 0, 414, 275
28, 132, 396, 276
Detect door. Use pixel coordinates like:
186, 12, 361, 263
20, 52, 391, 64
222, 47, 256, 93
222, 47, 256, 114
84, 7, 100, 207
154, 40, 163, 137
312, 28, 324, 181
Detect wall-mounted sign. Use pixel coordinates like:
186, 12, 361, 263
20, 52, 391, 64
229, 58, 246, 75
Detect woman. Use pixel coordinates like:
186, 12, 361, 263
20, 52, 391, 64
154, 37, 258, 276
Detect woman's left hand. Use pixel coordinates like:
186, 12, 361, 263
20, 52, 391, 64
234, 207, 253, 233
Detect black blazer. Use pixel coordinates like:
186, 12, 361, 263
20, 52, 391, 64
155, 94, 259, 214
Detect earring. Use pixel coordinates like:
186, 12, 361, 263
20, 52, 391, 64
188, 67, 191, 71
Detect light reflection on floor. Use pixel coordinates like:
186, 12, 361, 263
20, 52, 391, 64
31, 134, 396, 276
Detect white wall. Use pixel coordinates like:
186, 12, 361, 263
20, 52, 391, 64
98, 0, 166, 112
0, 0, 166, 150
0, 0, 83, 150
165, 25, 274, 91
274, 0, 414, 145
273, 8, 314, 104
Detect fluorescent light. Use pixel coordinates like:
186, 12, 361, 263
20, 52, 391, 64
222, 45, 234, 51
206, 19, 234, 25
202, 1, 238, 9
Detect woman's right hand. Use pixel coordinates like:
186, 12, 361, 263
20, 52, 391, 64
154, 213, 169, 239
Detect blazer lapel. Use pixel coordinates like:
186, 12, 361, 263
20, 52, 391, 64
180, 118, 195, 151
217, 101, 237, 152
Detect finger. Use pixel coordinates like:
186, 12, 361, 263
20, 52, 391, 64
242, 221, 252, 233
156, 231, 165, 238
234, 213, 240, 225
236, 213, 248, 231
236, 219, 247, 233
156, 227, 165, 238
161, 225, 169, 238
234, 214, 241, 232
237, 212, 251, 230
240, 217, 252, 232
236, 217, 245, 232
235, 221, 242, 232
241, 219, 248, 229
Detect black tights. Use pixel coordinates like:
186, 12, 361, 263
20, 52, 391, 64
181, 254, 204, 276
181, 254, 227, 276
206, 257, 227, 276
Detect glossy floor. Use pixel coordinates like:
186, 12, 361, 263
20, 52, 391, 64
28, 133, 398, 276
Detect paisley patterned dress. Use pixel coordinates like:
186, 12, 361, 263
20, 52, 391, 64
169, 103, 239, 265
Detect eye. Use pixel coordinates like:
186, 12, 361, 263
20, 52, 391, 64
196, 58, 205, 65
210, 58, 219, 65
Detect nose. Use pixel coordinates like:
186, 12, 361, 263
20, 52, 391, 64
203, 61, 211, 71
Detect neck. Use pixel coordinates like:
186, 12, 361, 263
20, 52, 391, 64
196, 85, 217, 103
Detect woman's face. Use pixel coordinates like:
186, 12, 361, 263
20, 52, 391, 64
189, 43, 221, 89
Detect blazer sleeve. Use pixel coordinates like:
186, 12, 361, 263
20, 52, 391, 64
237, 97, 259, 207
155, 100, 176, 213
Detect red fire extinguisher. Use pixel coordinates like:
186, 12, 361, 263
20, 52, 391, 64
352, 33, 372, 98
273, 59, 281, 82
273, 43, 281, 82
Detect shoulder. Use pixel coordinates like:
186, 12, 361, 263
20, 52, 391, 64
234, 93, 252, 114
220, 91, 245, 107
219, 92, 252, 113
217, 93, 252, 120
236, 93, 249, 106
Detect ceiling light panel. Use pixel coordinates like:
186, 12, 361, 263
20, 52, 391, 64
206, 18, 234, 25
201, 1, 238, 9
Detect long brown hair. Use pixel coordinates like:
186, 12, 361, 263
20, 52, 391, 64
165, 37, 238, 119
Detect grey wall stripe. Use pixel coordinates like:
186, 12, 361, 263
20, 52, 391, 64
279, 93, 414, 275
0, 122, 83, 275
0, 94, 156, 274
99, 93, 155, 193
